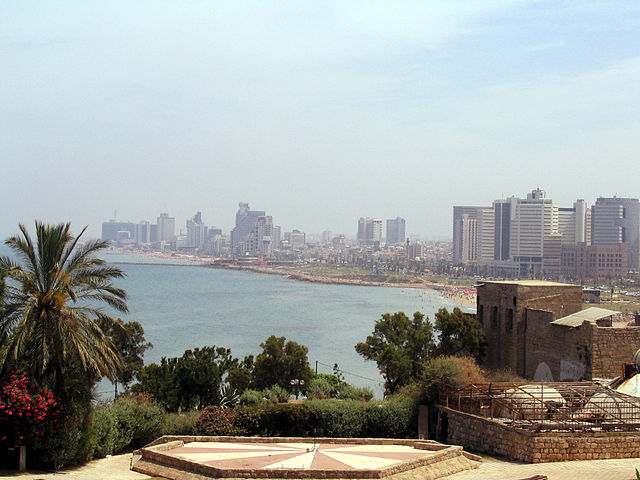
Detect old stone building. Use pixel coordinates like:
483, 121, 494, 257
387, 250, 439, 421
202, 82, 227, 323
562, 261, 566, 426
477, 280, 640, 380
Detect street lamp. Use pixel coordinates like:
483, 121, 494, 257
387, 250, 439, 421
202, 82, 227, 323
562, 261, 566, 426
290, 379, 305, 400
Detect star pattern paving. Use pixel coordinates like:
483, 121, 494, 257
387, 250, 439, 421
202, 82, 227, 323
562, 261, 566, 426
168, 441, 434, 470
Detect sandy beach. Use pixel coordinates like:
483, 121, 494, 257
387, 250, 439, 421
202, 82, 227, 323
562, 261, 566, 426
207, 263, 477, 308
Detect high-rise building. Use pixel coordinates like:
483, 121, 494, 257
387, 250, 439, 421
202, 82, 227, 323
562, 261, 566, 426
322, 230, 332, 245
157, 213, 175, 244
135, 221, 151, 246
102, 220, 136, 243
453, 207, 491, 265
591, 197, 639, 270
386, 217, 406, 245
231, 203, 265, 255
558, 200, 588, 246
357, 217, 382, 245
508, 189, 557, 276
273, 225, 282, 249
289, 229, 306, 249
186, 212, 207, 250
250, 215, 273, 256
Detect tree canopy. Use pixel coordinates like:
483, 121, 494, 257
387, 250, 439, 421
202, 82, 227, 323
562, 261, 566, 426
252, 335, 313, 391
355, 311, 434, 394
95, 317, 152, 395
355, 308, 486, 395
0, 222, 128, 398
135, 345, 243, 411
434, 307, 485, 360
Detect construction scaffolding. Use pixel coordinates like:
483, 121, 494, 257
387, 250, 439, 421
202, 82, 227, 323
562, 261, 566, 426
442, 382, 640, 432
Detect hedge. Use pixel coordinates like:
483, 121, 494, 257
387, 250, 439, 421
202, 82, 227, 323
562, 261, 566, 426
195, 396, 417, 438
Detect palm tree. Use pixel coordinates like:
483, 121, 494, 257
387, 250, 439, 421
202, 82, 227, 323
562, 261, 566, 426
0, 222, 127, 396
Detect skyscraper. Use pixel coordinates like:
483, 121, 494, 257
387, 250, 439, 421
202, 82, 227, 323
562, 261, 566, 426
453, 207, 485, 265
591, 197, 639, 270
357, 217, 382, 245
135, 220, 151, 246
157, 213, 176, 244
231, 203, 275, 256
186, 212, 208, 250
386, 217, 406, 245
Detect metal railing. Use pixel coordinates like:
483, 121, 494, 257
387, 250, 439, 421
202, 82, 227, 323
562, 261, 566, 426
441, 382, 640, 432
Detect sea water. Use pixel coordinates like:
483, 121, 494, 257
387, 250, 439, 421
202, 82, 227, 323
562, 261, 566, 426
103, 254, 468, 397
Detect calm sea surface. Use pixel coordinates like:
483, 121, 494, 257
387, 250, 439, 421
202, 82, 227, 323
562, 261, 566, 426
2, 246, 468, 397
102, 252, 469, 397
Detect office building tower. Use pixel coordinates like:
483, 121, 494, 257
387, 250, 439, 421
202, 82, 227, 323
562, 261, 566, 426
357, 217, 382, 245
135, 221, 151, 246
102, 220, 136, 243
558, 200, 588, 246
186, 212, 207, 250
453, 207, 493, 265
231, 203, 265, 254
289, 229, 306, 249
591, 197, 639, 270
250, 215, 273, 256
386, 217, 406, 245
157, 213, 176, 244
273, 225, 282, 249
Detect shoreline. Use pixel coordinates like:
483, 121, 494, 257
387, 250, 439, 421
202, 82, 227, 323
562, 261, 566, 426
108, 249, 477, 308
207, 263, 477, 308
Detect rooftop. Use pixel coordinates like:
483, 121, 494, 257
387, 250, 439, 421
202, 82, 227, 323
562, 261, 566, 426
550, 307, 637, 328
478, 280, 576, 287
551, 307, 619, 327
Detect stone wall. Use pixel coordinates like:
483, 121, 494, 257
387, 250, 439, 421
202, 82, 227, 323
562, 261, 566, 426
592, 326, 640, 378
525, 310, 640, 381
477, 282, 582, 376
440, 407, 640, 463
441, 407, 536, 462
524, 309, 592, 381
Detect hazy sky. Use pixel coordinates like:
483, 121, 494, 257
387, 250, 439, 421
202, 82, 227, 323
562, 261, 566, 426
2, 1, 639, 240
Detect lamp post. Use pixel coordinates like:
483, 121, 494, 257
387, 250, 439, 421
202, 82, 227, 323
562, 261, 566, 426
290, 379, 304, 400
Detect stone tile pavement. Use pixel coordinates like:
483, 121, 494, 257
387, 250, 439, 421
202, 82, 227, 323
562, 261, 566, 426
1, 453, 639, 480
448, 455, 640, 480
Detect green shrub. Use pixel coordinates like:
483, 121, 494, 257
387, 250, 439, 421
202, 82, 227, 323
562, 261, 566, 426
253, 403, 314, 437
162, 411, 200, 435
306, 377, 333, 399
193, 397, 416, 439
231, 405, 262, 435
363, 396, 416, 438
110, 397, 166, 451
239, 389, 266, 406
263, 384, 290, 403
195, 406, 240, 436
79, 397, 165, 461
334, 383, 374, 401
85, 404, 118, 459
307, 400, 366, 437
32, 399, 91, 470
421, 356, 486, 404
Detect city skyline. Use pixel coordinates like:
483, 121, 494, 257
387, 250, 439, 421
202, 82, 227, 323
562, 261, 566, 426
453, 189, 639, 277
2, 2, 639, 239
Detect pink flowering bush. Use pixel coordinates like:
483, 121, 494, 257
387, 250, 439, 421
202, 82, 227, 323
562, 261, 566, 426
0, 371, 59, 447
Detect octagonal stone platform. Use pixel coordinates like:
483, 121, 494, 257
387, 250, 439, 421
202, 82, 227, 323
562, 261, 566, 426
131, 436, 480, 480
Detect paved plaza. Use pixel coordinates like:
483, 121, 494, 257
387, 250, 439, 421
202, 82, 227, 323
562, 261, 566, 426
168, 441, 433, 470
